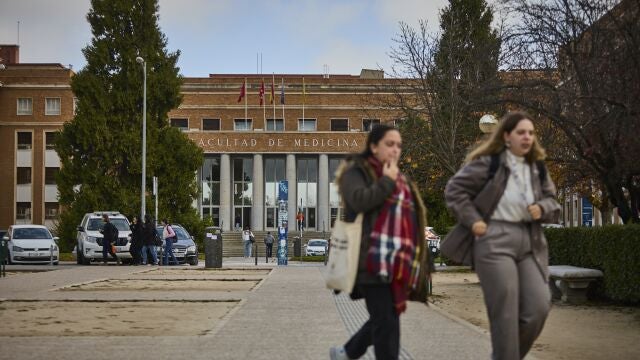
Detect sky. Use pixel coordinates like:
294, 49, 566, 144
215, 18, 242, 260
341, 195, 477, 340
0, 0, 448, 77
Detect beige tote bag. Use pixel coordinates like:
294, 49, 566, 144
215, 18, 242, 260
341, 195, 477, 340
324, 207, 363, 293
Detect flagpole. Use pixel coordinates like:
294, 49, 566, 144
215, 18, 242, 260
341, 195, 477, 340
302, 77, 305, 127
244, 77, 248, 129
262, 78, 266, 127
281, 78, 285, 123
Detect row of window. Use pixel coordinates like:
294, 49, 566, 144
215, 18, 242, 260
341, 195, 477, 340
16, 97, 72, 116
15, 202, 59, 220
17, 132, 58, 150
170, 118, 383, 132
16, 167, 58, 185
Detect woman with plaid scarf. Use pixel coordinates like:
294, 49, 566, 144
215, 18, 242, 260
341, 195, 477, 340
330, 125, 430, 360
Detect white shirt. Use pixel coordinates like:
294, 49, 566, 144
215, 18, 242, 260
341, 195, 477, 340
491, 150, 535, 222
242, 230, 254, 241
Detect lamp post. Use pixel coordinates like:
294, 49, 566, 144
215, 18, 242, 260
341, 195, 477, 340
479, 114, 498, 134
136, 56, 147, 219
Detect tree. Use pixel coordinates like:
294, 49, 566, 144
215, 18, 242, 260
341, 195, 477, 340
55, 0, 203, 250
386, 0, 502, 231
499, 0, 640, 223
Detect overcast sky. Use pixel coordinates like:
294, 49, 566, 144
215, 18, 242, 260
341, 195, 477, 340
0, 0, 448, 77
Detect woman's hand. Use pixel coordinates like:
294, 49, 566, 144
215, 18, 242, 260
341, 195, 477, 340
382, 159, 399, 181
528, 204, 543, 220
472, 220, 487, 237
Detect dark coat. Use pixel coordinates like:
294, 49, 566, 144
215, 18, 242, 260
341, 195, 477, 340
338, 155, 430, 301
443, 150, 561, 280
142, 222, 157, 246
102, 222, 118, 248
129, 222, 143, 249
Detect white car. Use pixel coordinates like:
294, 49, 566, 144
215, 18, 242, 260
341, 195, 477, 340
425, 227, 440, 250
3, 225, 59, 265
305, 239, 328, 256
76, 211, 132, 265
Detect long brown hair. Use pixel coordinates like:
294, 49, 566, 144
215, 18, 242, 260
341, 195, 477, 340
465, 111, 547, 164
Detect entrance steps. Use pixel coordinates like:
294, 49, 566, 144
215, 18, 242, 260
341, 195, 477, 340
221, 230, 329, 257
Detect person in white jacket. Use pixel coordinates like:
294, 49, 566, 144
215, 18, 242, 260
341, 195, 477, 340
242, 226, 254, 258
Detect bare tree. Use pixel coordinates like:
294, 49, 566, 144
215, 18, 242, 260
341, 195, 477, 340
500, 0, 640, 223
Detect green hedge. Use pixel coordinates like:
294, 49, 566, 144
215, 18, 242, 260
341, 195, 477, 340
545, 225, 640, 304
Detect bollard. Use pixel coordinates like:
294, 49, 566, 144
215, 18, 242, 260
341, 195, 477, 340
254, 243, 258, 266
50, 245, 54, 266
204, 229, 222, 268
1, 239, 6, 277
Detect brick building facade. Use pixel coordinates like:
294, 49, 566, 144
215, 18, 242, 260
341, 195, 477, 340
0, 45, 403, 232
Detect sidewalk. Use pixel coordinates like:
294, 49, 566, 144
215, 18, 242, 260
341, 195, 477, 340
0, 260, 501, 360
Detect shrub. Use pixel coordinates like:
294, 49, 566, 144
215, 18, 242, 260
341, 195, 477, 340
545, 225, 640, 304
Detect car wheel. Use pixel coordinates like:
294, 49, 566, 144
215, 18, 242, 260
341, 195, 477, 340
189, 258, 198, 266
80, 250, 91, 265
54, 261, 59, 265
76, 248, 82, 265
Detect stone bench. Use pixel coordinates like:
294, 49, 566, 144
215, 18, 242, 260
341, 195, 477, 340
548, 265, 603, 304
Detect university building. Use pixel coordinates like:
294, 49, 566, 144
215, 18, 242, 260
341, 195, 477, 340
0, 44, 403, 231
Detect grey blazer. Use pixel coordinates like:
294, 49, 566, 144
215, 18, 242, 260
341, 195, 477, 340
443, 151, 560, 280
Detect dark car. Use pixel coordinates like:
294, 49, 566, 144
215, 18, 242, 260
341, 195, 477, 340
155, 224, 199, 265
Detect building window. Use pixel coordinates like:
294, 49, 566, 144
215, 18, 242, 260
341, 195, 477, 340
45, 167, 58, 185
234, 119, 252, 131
202, 118, 220, 131
297, 157, 318, 229
233, 157, 253, 230
170, 118, 189, 131
298, 118, 316, 131
45, 132, 57, 150
266, 119, 284, 131
45, 98, 61, 115
329, 157, 345, 228
17, 98, 33, 115
16, 202, 32, 221
17, 167, 31, 185
390, 118, 405, 128
363, 119, 380, 132
17, 132, 32, 150
45, 202, 59, 220
201, 156, 221, 226
330, 119, 349, 132
264, 157, 286, 229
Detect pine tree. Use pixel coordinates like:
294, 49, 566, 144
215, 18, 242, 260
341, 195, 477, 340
55, 0, 203, 250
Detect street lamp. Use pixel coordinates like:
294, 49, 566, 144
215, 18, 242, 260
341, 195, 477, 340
136, 56, 147, 219
479, 114, 498, 134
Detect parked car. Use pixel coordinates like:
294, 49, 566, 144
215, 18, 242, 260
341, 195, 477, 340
425, 226, 441, 256
76, 211, 132, 265
154, 224, 199, 265
304, 239, 328, 256
3, 225, 59, 265
542, 223, 564, 229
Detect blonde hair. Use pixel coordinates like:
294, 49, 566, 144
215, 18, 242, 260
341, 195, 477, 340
466, 111, 547, 164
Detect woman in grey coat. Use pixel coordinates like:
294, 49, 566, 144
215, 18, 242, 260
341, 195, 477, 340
330, 125, 429, 360
444, 111, 560, 360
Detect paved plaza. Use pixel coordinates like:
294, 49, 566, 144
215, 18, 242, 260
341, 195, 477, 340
0, 259, 519, 360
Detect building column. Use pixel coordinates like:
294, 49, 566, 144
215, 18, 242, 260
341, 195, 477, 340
286, 154, 297, 230
318, 154, 329, 233
252, 154, 264, 231
220, 154, 231, 232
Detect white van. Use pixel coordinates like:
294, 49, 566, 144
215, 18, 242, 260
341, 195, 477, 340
76, 211, 131, 265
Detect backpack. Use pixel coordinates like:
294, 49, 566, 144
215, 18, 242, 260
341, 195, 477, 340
488, 153, 547, 184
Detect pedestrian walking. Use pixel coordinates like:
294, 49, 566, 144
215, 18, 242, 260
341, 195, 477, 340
100, 214, 121, 265
296, 210, 305, 231
264, 231, 275, 258
129, 215, 143, 265
161, 219, 179, 265
242, 226, 254, 258
330, 125, 429, 360
444, 111, 560, 360
141, 214, 159, 266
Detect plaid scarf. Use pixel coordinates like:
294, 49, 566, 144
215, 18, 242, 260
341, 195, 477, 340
366, 156, 418, 314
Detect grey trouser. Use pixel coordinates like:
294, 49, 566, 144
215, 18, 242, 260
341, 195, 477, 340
474, 220, 551, 360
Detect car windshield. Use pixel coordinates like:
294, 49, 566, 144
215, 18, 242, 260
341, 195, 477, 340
87, 218, 130, 231
308, 240, 327, 247
12, 228, 52, 240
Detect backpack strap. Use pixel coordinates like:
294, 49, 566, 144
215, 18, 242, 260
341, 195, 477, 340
536, 160, 547, 185
487, 153, 500, 181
